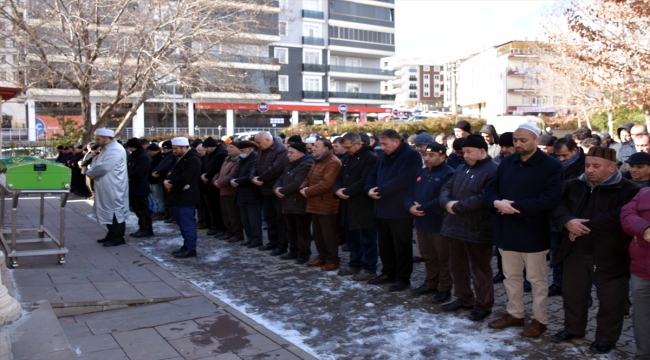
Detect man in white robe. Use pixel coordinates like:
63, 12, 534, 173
86, 128, 130, 247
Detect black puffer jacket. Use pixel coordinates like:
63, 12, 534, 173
153, 151, 177, 185
166, 148, 202, 207
335, 145, 378, 230
256, 141, 289, 195
127, 147, 152, 197
439, 157, 498, 243
232, 152, 262, 205
274, 155, 313, 214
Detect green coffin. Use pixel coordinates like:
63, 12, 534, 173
0, 156, 71, 191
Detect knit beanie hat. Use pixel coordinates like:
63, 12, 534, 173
498, 132, 514, 147
462, 134, 488, 151
454, 120, 471, 134
414, 132, 435, 146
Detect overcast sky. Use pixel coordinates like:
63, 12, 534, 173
395, 0, 556, 62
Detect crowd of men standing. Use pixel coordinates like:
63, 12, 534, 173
81, 119, 649, 359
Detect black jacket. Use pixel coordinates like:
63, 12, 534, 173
165, 148, 202, 207
274, 155, 313, 214
153, 151, 177, 185
365, 141, 422, 219
335, 145, 378, 229
233, 152, 262, 205
204, 145, 228, 184
256, 141, 289, 196
439, 157, 497, 243
127, 147, 152, 197
405, 163, 455, 233
563, 150, 586, 181
148, 152, 163, 184
552, 173, 640, 283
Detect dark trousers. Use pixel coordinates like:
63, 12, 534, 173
336, 203, 346, 245
377, 218, 414, 283
197, 189, 210, 227
312, 214, 340, 264
105, 214, 125, 241
495, 246, 503, 274
346, 218, 378, 272
220, 195, 243, 239
263, 194, 286, 249
85, 176, 94, 197
174, 206, 197, 250
417, 230, 452, 291
239, 203, 264, 246
130, 195, 152, 233
284, 213, 312, 258
549, 231, 563, 287
562, 252, 628, 344
207, 188, 226, 231
163, 186, 173, 219
448, 237, 494, 311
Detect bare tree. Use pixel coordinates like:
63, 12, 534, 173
0, 0, 279, 143
542, 0, 650, 130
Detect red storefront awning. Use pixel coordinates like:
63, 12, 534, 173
195, 102, 390, 113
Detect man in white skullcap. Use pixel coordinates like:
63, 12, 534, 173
87, 128, 130, 247
164, 137, 203, 258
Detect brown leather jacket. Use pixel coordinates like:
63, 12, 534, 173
213, 156, 240, 196
301, 151, 342, 215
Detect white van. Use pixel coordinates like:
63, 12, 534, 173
486, 116, 549, 135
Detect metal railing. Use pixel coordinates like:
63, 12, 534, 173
302, 91, 325, 99
328, 65, 394, 76
328, 92, 395, 100
302, 63, 327, 72
302, 36, 324, 46
302, 10, 324, 19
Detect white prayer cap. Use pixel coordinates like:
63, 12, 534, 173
171, 137, 190, 146
95, 128, 114, 137
305, 137, 316, 144
516, 122, 542, 137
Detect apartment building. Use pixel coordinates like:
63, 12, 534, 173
382, 57, 445, 110
457, 40, 558, 120
266, 0, 396, 123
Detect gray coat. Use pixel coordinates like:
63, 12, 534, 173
86, 141, 129, 225
439, 158, 497, 243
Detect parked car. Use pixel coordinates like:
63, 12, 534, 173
393, 116, 409, 122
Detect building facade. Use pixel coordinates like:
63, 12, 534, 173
382, 57, 445, 110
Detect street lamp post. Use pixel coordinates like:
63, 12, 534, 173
172, 83, 177, 135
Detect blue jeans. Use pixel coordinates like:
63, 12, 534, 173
345, 218, 378, 272
174, 206, 197, 250
239, 203, 264, 246
550, 231, 562, 287
150, 184, 165, 213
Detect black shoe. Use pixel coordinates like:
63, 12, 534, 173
589, 340, 613, 353
389, 281, 410, 292
96, 238, 110, 243
551, 329, 584, 343
413, 256, 424, 263
548, 284, 562, 297
270, 248, 286, 256
247, 243, 262, 249
468, 308, 491, 321
213, 231, 227, 238
131, 231, 154, 238
196, 223, 209, 230
410, 284, 436, 295
174, 249, 197, 259
295, 257, 309, 264
493, 272, 505, 283
431, 290, 451, 304
129, 230, 143, 236
440, 300, 474, 312
524, 280, 532, 292
103, 239, 126, 247
171, 246, 187, 255
258, 244, 276, 251
367, 273, 395, 285
241, 240, 252, 247
163, 218, 174, 223
206, 228, 219, 236
279, 253, 298, 260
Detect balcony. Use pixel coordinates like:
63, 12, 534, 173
328, 91, 395, 100
302, 9, 324, 19
302, 36, 324, 46
409, 95, 417, 99
303, 91, 325, 99
302, 63, 327, 72
409, 68, 417, 73
507, 67, 533, 76
213, 54, 279, 65
409, 76, 417, 81
507, 88, 537, 93
328, 65, 394, 76
409, 85, 417, 90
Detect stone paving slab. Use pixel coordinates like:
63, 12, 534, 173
113, 328, 181, 360
68, 333, 121, 354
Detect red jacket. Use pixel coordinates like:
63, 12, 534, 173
621, 187, 650, 281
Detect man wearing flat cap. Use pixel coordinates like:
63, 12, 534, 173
165, 137, 203, 258
623, 152, 650, 188
550, 147, 639, 353
87, 128, 130, 247
486, 123, 563, 338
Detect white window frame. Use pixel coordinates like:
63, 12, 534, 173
434, 92, 440, 97
345, 57, 361, 67
274, 47, 288, 64
303, 76, 322, 92
279, 21, 289, 36
303, 49, 321, 64
330, 80, 338, 92
279, 75, 289, 92
423, 74, 429, 80
346, 82, 361, 93
424, 83, 429, 88
303, 22, 321, 38
434, 66, 440, 72
423, 66, 430, 71
330, 56, 339, 66
424, 91, 430, 97
434, 75, 439, 81
303, 0, 320, 11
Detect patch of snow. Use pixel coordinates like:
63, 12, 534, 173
364, 303, 374, 307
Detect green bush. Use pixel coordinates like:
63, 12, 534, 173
591, 107, 646, 132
